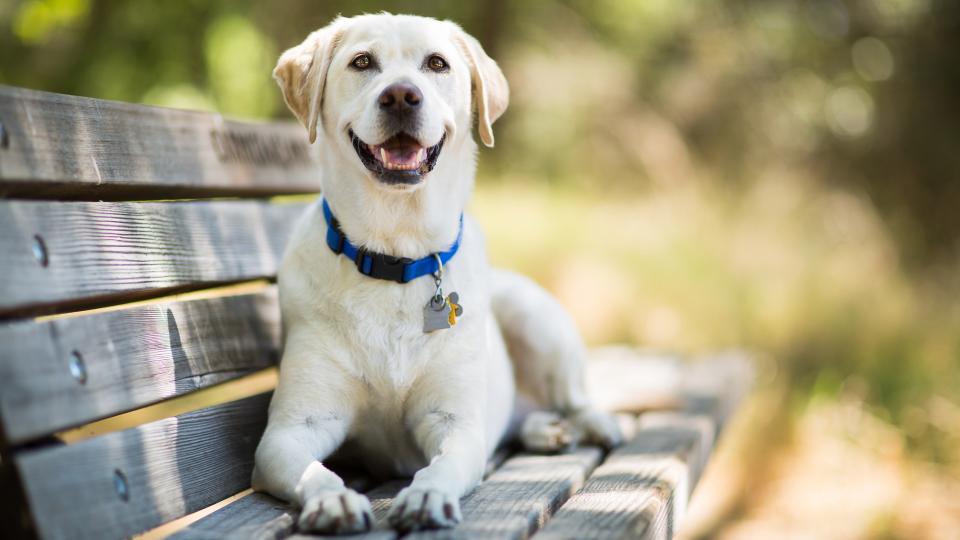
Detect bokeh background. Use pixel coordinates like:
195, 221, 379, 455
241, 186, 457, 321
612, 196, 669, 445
2, 0, 958, 537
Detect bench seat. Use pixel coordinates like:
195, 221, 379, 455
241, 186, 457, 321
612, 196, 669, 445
166, 351, 749, 540
0, 86, 752, 540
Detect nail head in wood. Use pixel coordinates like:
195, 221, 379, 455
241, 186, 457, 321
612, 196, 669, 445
114, 469, 129, 501
32, 234, 49, 267
69, 350, 88, 384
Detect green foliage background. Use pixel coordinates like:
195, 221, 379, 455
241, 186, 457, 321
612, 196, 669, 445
2, 0, 958, 534
2, 0, 956, 264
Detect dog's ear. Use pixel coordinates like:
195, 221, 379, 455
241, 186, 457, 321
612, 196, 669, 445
274, 20, 347, 143
453, 28, 509, 148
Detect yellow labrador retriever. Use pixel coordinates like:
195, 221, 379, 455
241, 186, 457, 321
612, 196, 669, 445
252, 13, 622, 535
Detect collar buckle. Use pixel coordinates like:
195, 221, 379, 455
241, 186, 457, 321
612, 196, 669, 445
356, 247, 413, 283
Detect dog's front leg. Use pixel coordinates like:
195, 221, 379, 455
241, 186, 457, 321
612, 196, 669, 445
387, 373, 487, 532
252, 334, 372, 534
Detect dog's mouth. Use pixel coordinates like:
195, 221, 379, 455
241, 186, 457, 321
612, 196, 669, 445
349, 130, 445, 186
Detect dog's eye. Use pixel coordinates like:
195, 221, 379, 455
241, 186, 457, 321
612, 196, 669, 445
426, 55, 448, 72
351, 54, 372, 70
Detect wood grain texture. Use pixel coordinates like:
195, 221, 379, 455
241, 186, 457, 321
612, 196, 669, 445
0, 199, 309, 317
189, 448, 599, 540
406, 448, 603, 540
531, 413, 717, 540
168, 447, 533, 540
532, 353, 753, 540
287, 533, 397, 540
257, 450, 599, 540
171, 479, 406, 540
0, 288, 281, 444
167, 493, 297, 540
159, 354, 753, 540
15, 393, 271, 540
0, 85, 321, 199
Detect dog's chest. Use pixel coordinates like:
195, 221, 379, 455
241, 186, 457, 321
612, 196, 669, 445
320, 274, 454, 385
329, 284, 461, 475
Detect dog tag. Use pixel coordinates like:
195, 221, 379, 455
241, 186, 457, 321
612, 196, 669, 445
423, 255, 464, 333
423, 295, 452, 332
446, 292, 463, 325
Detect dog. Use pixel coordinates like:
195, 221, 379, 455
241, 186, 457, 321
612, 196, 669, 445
252, 13, 622, 535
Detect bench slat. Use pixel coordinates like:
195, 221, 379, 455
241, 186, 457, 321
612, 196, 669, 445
531, 354, 753, 540
170, 480, 406, 540
0, 199, 307, 317
167, 492, 297, 540
161, 354, 752, 540
680, 353, 754, 430
0, 288, 280, 445
532, 412, 715, 540
171, 448, 600, 540
0, 86, 320, 199
15, 393, 271, 540
406, 448, 603, 540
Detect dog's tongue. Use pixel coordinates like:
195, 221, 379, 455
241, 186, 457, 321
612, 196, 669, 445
370, 134, 426, 171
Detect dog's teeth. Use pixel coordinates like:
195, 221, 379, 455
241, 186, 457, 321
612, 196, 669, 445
417, 148, 426, 162
379, 148, 388, 164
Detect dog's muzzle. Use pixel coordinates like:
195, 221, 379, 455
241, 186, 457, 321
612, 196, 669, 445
349, 130, 446, 185
348, 81, 445, 186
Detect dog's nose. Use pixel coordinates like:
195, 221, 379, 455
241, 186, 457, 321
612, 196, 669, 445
378, 82, 422, 111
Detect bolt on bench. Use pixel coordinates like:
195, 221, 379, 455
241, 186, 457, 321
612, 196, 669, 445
0, 86, 752, 540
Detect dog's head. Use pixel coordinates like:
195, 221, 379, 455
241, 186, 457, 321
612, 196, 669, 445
274, 13, 508, 190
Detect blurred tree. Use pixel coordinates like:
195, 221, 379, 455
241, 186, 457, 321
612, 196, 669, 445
837, 0, 960, 268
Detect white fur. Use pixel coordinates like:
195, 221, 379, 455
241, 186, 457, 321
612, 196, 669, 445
252, 13, 621, 535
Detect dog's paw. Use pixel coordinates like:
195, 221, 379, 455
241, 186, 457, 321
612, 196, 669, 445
299, 488, 374, 535
387, 486, 462, 532
571, 408, 624, 449
521, 411, 574, 453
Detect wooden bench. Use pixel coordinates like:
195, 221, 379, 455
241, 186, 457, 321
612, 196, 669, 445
0, 86, 752, 540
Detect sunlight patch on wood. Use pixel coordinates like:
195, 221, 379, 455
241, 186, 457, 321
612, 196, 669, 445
134, 489, 254, 540
34, 279, 271, 322
57, 367, 278, 443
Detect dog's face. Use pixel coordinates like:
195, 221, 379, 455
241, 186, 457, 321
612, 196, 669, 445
275, 14, 509, 190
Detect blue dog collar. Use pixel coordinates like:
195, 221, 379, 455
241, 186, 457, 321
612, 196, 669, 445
321, 198, 463, 284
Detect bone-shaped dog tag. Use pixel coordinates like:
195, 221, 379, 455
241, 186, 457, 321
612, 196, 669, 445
423, 295, 452, 333
446, 292, 463, 326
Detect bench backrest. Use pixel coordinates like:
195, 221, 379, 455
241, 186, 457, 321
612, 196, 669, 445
0, 85, 317, 539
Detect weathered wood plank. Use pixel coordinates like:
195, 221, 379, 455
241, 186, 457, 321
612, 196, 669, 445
288, 533, 397, 540
167, 492, 297, 540
680, 352, 754, 430
153, 354, 750, 540
0, 86, 320, 199
288, 532, 398, 540
532, 412, 716, 540
0, 199, 309, 317
0, 288, 281, 445
169, 440, 518, 539
15, 393, 271, 540
179, 447, 600, 540
171, 480, 406, 540
406, 448, 603, 540
165, 352, 742, 540
532, 351, 755, 540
